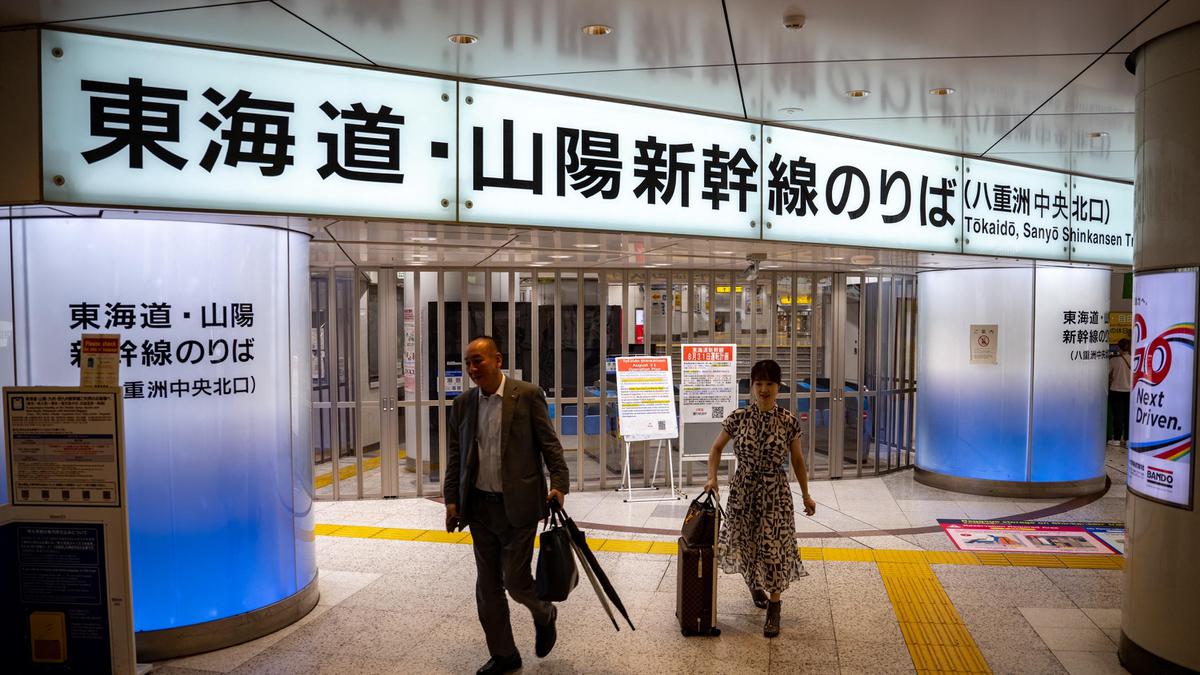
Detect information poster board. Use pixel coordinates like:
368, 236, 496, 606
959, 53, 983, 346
615, 356, 678, 441
6, 390, 122, 507
79, 334, 119, 388
1127, 269, 1197, 509
2, 386, 135, 674
680, 344, 737, 423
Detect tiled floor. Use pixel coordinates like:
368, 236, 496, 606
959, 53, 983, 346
153, 448, 1131, 674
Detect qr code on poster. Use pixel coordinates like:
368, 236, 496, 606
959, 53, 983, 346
657, 420, 666, 431
711, 406, 724, 419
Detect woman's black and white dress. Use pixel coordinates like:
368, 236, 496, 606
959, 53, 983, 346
717, 404, 806, 594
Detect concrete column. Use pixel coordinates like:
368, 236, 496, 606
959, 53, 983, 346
1121, 20, 1200, 675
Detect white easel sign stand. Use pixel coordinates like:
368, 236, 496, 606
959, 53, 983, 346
614, 356, 682, 503
679, 344, 739, 485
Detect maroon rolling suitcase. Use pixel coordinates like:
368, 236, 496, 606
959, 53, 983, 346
675, 536, 721, 636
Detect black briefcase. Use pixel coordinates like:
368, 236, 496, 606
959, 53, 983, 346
535, 506, 578, 601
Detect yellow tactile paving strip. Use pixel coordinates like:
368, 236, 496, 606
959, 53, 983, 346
879, 561, 991, 674
315, 523, 1124, 674
316, 524, 1126, 570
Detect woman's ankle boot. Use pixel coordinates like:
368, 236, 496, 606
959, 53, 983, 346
750, 588, 768, 609
764, 600, 781, 637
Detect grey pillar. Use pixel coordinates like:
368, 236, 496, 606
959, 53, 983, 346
1121, 20, 1200, 675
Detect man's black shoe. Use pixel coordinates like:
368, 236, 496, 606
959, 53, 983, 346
477, 652, 522, 675
535, 605, 558, 658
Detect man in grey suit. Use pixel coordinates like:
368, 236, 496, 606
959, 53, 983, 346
444, 335, 570, 675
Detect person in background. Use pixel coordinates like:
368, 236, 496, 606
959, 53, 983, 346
1109, 338, 1133, 446
703, 359, 817, 638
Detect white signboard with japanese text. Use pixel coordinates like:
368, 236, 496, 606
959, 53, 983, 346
762, 125, 962, 252
40, 30, 457, 220
615, 356, 678, 442
1128, 269, 1196, 509
459, 83, 761, 238
680, 344, 737, 423
1069, 176, 1134, 265
962, 159, 1072, 260
5, 388, 123, 507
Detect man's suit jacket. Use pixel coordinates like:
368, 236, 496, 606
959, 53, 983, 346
444, 377, 570, 528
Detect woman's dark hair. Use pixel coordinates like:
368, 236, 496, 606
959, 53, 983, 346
749, 359, 782, 385
1117, 338, 1131, 352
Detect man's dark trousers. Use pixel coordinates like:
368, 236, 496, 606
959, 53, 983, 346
467, 490, 554, 658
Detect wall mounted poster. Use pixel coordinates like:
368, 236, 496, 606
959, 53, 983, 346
615, 356, 678, 442
680, 344, 737, 423
1128, 269, 1197, 509
969, 324, 998, 364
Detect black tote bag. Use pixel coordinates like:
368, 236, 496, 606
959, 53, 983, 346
680, 489, 723, 548
535, 506, 579, 601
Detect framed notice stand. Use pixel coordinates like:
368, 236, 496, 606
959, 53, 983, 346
679, 345, 738, 485
614, 356, 682, 502
1, 387, 136, 674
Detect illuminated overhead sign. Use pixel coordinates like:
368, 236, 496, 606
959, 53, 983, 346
459, 83, 761, 238
40, 30, 457, 220
37, 30, 1133, 264
762, 126, 962, 253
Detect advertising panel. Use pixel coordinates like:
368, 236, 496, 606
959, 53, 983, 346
1127, 269, 1197, 509
939, 519, 1124, 555
41, 30, 456, 220
679, 344, 737, 423
460, 83, 761, 239
615, 356, 678, 442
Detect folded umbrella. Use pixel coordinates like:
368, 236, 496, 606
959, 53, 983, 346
569, 536, 619, 631
551, 500, 636, 631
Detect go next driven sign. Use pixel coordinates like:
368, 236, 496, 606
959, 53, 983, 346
38, 29, 1132, 265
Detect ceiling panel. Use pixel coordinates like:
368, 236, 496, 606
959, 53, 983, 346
1114, 0, 1200, 52
987, 112, 1135, 155
778, 115, 1030, 155
276, 0, 732, 77
740, 55, 1092, 121
56, 1, 370, 64
726, 0, 1152, 64
1040, 54, 1135, 114
0, 0, 243, 27
317, 241, 494, 267
322, 219, 519, 247
493, 64, 744, 117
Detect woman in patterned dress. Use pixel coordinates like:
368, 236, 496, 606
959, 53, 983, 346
703, 359, 816, 638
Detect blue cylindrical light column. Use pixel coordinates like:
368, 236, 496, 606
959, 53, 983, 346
9, 217, 317, 660
915, 265, 1109, 497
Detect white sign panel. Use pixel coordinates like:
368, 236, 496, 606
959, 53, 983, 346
1128, 270, 1197, 509
41, 30, 457, 219
969, 325, 998, 365
459, 83, 761, 238
615, 356, 678, 441
1069, 176, 1134, 265
762, 125, 961, 251
680, 344, 738, 422
962, 159, 1071, 260
5, 388, 123, 507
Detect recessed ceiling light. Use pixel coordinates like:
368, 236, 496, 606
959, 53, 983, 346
1088, 131, 1109, 139
574, 243, 600, 249
826, 256, 846, 261
549, 254, 572, 259
851, 255, 875, 265
714, 250, 735, 255
447, 33, 478, 45
845, 89, 870, 99
410, 254, 430, 259
410, 236, 439, 242
762, 264, 782, 269
530, 262, 549, 267
581, 24, 612, 36
928, 87, 956, 96
778, 106, 804, 115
